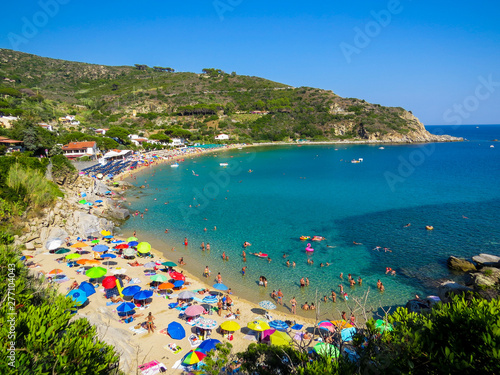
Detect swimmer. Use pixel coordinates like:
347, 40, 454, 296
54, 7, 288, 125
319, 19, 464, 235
286, 260, 290, 267
404, 223, 411, 227
292, 261, 296, 267
353, 241, 362, 245
165, 229, 169, 233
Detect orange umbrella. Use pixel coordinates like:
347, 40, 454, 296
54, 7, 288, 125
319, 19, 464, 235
77, 259, 91, 265
331, 320, 353, 329
49, 269, 64, 275
71, 242, 88, 248
158, 282, 175, 290
85, 259, 102, 266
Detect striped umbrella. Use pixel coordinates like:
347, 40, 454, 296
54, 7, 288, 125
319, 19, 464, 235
202, 295, 218, 304
182, 350, 206, 365
194, 317, 218, 330
269, 320, 289, 331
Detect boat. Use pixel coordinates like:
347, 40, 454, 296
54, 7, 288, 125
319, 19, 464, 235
170, 163, 179, 168
490, 145, 494, 148
426, 226, 434, 230
351, 158, 363, 163
379, 147, 385, 149
220, 163, 229, 167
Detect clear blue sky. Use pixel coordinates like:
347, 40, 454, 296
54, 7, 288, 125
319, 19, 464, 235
1, 0, 500, 125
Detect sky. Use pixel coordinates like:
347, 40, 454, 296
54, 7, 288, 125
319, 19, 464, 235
1, 0, 500, 125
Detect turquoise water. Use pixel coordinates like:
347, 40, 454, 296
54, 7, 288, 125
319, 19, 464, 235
120, 125, 500, 317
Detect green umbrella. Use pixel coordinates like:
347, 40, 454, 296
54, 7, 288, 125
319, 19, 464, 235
86, 267, 107, 279
314, 342, 340, 358
150, 274, 168, 282
91, 239, 100, 244
162, 261, 177, 267
65, 253, 81, 260
127, 237, 138, 242
374, 319, 393, 333
79, 199, 87, 204
55, 248, 70, 254
137, 242, 151, 254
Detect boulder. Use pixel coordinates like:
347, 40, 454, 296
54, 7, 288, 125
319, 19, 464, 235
447, 256, 477, 272
25, 241, 35, 250
106, 207, 130, 221
472, 254, 500, 268
437, 280, 474, 303
470, 267, 500, 289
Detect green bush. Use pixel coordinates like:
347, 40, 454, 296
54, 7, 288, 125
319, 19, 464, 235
51, 154, 77, 182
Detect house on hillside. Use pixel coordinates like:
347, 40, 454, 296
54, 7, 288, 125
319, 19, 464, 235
215, 134, 229, 140
0, 136, 24, 153
38, 123, 53, 132
95, 128, 109, 135
0, 116, 19, 129
128, 135, 149, 146
62, 141, 98, 160
169, 137, 186, 147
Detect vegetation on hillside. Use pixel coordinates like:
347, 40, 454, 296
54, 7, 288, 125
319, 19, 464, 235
0, 49, 424, 144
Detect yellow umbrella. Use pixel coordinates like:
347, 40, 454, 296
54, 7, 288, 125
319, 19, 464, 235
247, 320, 270, 332
331, 320, 353, 329
270, 330, 291, 346
220, 321, 241, 332
101, 230, 111, 236
71, 242, 88, 248
136, 242, 151, 254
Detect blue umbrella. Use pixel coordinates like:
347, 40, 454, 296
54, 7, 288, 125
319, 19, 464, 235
101, 253, 117, 259
95, 200, 103, 203
167, 321, 186, 340
122, 285, 141, 296
93, 245, 109, 252
111, 240, 124, 244
341, 327, 357, 342
79, 281, 96, 296
269, 320, 289, 331
105, 191, 111, 194
117, 302, 136, 313
103, 235, 114, 239
128, 241, 139, 247
67, 289, 88, 306
213, 283, 228, 291
133, 290, 153, 300
202, 295, 218, 304
173, 280, 185, 288
197, 338, 221, 353
81, 192, 87, 197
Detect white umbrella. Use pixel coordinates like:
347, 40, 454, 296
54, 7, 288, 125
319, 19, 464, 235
46, 238, 63, 250
112, 268, 127, 274
178, 291, 196, 300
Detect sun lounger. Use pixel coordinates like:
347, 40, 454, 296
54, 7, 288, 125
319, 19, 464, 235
188, 334, 202, 347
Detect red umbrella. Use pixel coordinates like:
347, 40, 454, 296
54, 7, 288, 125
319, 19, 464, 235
114, 244, 129, 249
170, 271, 185, 281
102, 276, 117, 289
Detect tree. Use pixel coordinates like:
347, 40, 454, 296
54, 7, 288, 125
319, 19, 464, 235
105, 127, 131, 143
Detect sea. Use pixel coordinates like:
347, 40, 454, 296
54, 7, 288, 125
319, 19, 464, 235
119, 125, 500, 319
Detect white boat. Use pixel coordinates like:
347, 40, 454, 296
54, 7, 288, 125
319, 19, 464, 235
379, 147, 385, 149
351, 158, 363, 163
170, 163, 179, 168
491, 145, 495, 148
220, 163, 229, 167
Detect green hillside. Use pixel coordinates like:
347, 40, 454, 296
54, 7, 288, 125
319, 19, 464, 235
0, 48, 432, 143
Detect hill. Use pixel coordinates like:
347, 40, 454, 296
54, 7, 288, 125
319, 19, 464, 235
0, 49, 457, 143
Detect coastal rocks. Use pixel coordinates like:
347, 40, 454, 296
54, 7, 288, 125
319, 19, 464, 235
437, 281, 474, 303
106, 207, 130, 221
72, 211, 114, 238
447, 256, 477, 272
470, 267, 500, 288
472, 254, 500, 268
25, 242, 35, 250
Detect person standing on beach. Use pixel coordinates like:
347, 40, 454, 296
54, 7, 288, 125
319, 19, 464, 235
277, 289, 284, 305
342, 311, 347, 321
217, 272, 222, 284
290, 297, 297, 314
217, 299, 223, 316
146, 312, 155, 333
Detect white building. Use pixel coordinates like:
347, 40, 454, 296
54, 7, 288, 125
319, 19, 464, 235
169, 137, 186, 147
62, 141, 98, 160
215, 133, 229, 140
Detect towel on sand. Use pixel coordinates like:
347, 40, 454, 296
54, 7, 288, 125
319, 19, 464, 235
129, 325, 148, 335
165, 343, 182, 354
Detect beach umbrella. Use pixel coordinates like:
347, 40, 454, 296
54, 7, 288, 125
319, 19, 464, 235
79, 199, 87, 204
314, 342, 340, 358
66, 289, 87, 306
86, 267, 107, 279
116, 302, 136, 313
127, 237, 138, 242
178, 291, 196, 300
185, 305, 206, 317
158, 282, 174, 290
123, 248, 136, 257
331, 320, 353, 330
137, 242, 151, 254
173, 280, 184, 288
167, 321, 186, 340
93, 244, 109, 252
95, 200, 103, 203
71, 242, 88, 248
197, 339, 221, 353
248, 320, 271, 332
269, 320, 289, 331
128, 241, 139, 247
55, 248, 70, 254
20, 255, 33, 261
102, 276, 117, 289
169, 271, 185, 281
162, 261, 177, 267
49, 269, 64, 275
101, 230, 111, 236
114, 243, 129, 249
270, 330, 292, 346
83, 259, 102, 266
144, 261, 157, 269
220, 321, 240, 332
202, 295, 218, 304
182, 350, 206, 365
213, 283, 228, 291
77, 259, 91, 265
150, 274, 168, 282
194, 317, 218, 330
374, 319, 393, 333
101, 253, 116, 259
103, 235, 114, 239
258, 300, 277, 310
65, 253, 81, 260
79, 281, 96, 296
319, 320, 335, 332
46, 238, 63, 250
112, 268, 127, 274
133, 290, 153, 301
122, 285, 141, 296
91, 239, 100, 244
341, 327, 357, 342
290, 323, 303, 330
